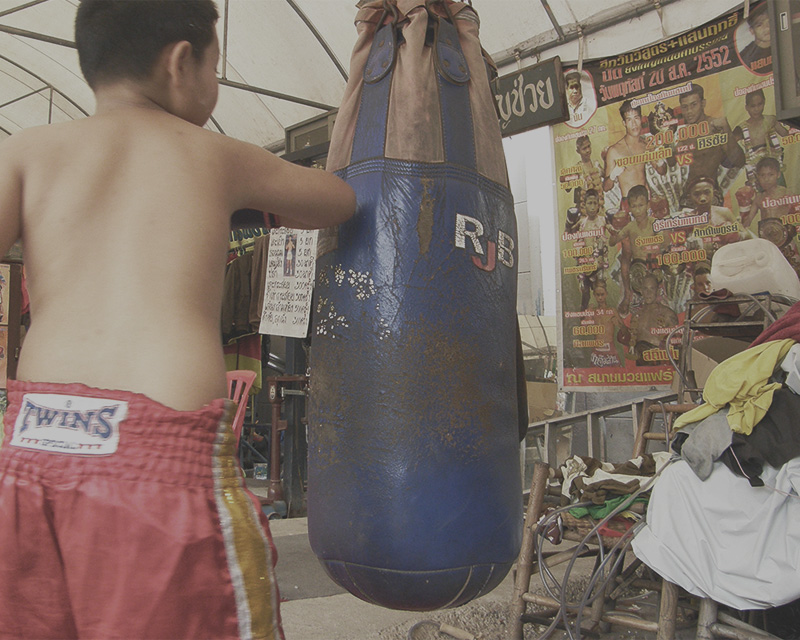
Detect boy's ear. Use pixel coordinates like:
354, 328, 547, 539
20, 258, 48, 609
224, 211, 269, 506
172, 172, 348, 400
161, 40, 195, 86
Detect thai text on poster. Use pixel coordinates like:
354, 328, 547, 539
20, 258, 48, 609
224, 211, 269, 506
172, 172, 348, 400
553, 2, 798, 390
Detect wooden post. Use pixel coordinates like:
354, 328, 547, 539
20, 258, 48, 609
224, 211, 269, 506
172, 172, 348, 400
656, 580, 679, 640
509, 462, 550, 640
697, 598, 718, 640
632, 398, 654, 458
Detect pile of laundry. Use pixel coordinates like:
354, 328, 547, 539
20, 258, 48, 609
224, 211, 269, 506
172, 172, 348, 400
558, 452, 671, 505
541, 452, 671, 545
632, 303, 800, 610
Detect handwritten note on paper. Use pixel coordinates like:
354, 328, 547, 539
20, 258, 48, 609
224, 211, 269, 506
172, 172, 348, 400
259, 228, 318, 338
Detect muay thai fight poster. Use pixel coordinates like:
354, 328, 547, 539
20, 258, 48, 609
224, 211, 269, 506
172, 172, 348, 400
552, 1, 800, 391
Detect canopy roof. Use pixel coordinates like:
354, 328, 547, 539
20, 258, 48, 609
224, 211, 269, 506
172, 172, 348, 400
0, 0, 743, 150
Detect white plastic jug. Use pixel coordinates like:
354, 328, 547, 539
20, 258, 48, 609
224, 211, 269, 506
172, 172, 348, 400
710, 238, 800, 299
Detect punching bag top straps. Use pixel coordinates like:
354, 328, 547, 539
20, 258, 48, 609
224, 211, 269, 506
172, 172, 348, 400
429, 4, 469, 85
364, 3, 398, 84
364, 23, 397, 84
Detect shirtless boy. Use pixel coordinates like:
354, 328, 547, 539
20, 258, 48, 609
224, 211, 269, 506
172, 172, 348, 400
628, 272, 679, 365
577, 189, 608, 309
677, 84, 744, 189
588, 280, 623, 367
609, 185, 663, 314
750, 156, 793, 225
733, 89, 789, 187
682, 176, 746, 260
686, 264, 713, 320
0, 2, 355, 639
745, 157, 800, 272
576, 135, 604, 197
603, 100, 667, 199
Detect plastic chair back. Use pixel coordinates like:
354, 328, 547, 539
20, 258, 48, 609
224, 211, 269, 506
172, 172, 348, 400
226, 370, 256, 448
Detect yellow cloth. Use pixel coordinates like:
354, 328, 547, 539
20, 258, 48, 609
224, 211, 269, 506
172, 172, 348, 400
673, 338, 795, 435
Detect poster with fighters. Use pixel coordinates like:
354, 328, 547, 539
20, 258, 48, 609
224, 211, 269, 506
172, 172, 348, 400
553, 1, 799, 391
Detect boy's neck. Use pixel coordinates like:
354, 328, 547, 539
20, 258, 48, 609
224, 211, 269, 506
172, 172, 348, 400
93, 82, 168, 117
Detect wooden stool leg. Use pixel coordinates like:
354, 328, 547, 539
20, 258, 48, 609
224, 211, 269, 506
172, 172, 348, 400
696, 598, 718, 640
633, 399, 656, 458
509, 462, 550, 640
657, 579, 679, 640
588, 548, 624, 634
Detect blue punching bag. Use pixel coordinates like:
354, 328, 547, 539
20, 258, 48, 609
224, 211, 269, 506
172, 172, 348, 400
307, 0, 522, 611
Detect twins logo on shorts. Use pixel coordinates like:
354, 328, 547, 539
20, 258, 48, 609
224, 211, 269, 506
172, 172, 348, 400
11, 393, 128, 455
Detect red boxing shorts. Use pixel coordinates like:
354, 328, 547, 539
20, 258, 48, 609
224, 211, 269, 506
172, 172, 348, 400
0, 380, 284, 640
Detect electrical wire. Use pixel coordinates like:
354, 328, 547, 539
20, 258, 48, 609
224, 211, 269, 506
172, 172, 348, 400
531, 458, 676, 639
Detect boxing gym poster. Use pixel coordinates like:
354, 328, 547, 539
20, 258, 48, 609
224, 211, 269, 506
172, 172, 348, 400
552, 1, 800, 391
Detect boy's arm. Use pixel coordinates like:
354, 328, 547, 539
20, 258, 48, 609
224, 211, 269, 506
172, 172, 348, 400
603, 147, 622, 192
0, 138, 22, 258
716, 117, 745, 168
230, 208, 277, 229
224, 138, 356, 230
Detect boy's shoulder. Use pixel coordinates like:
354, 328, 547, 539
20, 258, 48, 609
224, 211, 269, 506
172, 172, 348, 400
2, 112, 232, 156
1, 119, 94, 159
1, 123, 48, 150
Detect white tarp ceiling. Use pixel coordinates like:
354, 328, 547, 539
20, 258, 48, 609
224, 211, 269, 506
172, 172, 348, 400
0, 0, 745, 150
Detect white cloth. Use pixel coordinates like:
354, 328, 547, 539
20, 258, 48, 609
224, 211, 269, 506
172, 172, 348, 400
781, 343, 800, 396
632, 457, 800, 609
568, 98, 592, 126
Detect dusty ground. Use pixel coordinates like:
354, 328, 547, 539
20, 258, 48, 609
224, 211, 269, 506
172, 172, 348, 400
273, 515, 794, 640
373, 574, 693, 640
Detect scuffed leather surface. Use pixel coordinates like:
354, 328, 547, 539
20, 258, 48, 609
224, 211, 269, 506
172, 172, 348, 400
308, 0, 521, 611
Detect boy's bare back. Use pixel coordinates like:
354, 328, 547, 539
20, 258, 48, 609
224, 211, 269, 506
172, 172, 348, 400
0, 28, 354, 411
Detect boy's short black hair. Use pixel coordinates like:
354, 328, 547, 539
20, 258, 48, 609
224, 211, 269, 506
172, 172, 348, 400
693, 265, 711, 278
626, 184, 649, 203
746, 2, 768, 29
619, 99, 641, 119
756, 156, 781, 173
680, 83, 705, 103
76, 0, 219, 89
745, 88, 765, 106
565, 71, 582, 87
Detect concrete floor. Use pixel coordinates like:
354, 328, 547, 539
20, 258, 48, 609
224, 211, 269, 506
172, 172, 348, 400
269, 516, 517, 640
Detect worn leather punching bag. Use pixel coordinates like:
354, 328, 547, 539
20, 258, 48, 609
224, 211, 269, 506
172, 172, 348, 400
307, 0, 522, 611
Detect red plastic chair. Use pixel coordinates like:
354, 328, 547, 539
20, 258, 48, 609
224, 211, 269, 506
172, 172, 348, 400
226, 370, 256, 449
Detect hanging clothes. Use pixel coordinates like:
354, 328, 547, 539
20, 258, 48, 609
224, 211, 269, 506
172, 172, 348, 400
673, 338, 795, 435
721, 387, 800, 486
222, 251, 254, 343
221, 233, 271, 397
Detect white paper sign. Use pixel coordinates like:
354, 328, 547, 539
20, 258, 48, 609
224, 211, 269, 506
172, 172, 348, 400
259, 228, 318, 338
